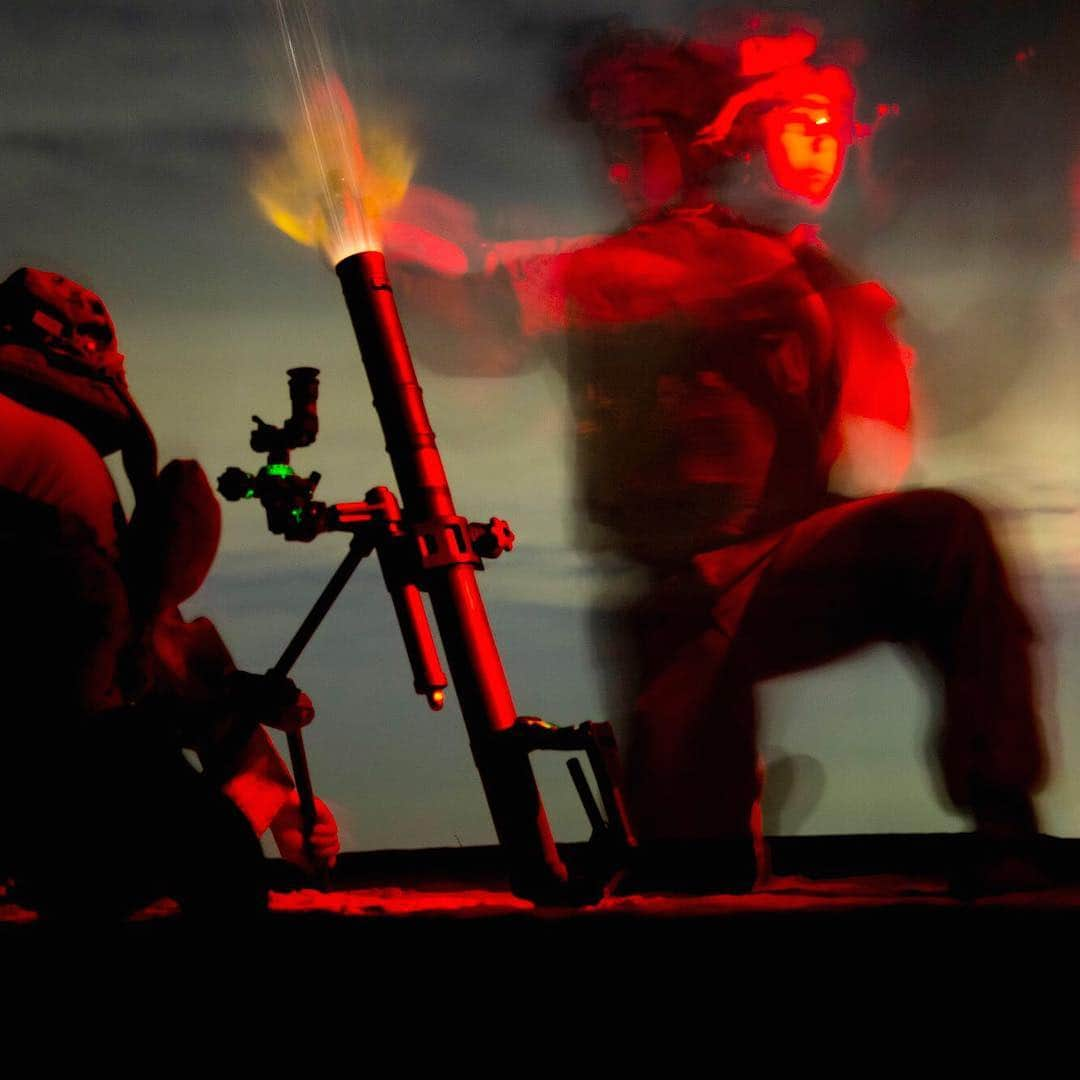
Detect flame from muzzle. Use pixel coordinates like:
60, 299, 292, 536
250, 3, 415, 264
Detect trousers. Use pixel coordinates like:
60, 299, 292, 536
604, 490, 1045, 852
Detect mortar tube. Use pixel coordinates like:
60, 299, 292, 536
335, 251, 569, 901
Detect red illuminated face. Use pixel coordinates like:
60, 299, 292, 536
761, 94, 847, 206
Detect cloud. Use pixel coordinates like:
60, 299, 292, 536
0, 125, 274, 167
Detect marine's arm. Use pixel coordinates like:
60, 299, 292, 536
784, 235, 913, 494
384, 186, 598, 374
131, 459, 339, 868
822, 280, 914, 495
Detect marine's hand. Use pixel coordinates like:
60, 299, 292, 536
268, 687, 315, 734
227, 671, 315, 733
270, 791, 340, 873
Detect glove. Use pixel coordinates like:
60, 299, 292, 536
226, 670, 315, 733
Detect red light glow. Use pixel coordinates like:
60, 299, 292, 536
738, 30, 817, 77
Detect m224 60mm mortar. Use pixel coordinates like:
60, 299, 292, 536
219, 250, 634, 905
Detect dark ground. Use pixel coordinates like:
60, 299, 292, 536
5, 834, 1080, 963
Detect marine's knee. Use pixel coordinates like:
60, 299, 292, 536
897, 488, 990, 540
859, 489, 1008, 641
895, 490, 1033, 656
888, 489, 999, 577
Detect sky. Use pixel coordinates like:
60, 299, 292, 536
2, 1, 1077, 851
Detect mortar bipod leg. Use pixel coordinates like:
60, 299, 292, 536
271, 533, 374, 874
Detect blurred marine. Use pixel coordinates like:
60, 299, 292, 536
385, 25, 1047, 893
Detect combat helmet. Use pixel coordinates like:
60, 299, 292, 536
0, 267, 136, 454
